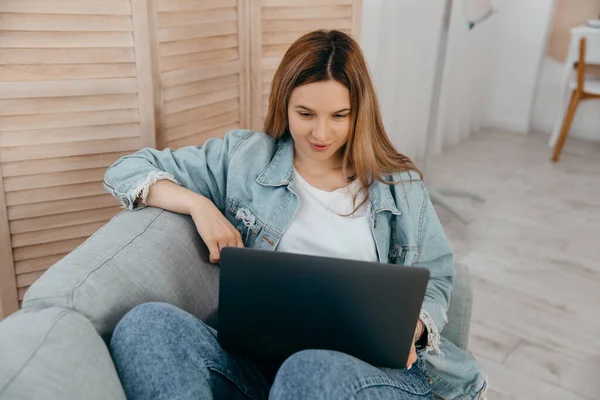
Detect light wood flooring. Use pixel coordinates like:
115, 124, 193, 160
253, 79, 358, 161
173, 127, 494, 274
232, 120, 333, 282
429, 130, 600, 400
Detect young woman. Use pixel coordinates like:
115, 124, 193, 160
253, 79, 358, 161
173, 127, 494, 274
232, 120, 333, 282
105, 30, 487, 400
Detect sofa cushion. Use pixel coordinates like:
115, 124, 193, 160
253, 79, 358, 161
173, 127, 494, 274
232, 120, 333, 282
0, 307, 125, 400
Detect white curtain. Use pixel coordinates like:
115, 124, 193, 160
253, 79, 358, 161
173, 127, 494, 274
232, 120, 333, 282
360, 0, 497, 162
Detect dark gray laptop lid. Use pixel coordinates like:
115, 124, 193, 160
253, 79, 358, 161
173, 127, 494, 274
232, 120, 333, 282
218, 247, 430, 369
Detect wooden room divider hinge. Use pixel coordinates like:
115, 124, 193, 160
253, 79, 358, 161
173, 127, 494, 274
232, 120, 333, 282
352, 0, 363, 40
132, 0, 163, 149
249, 0, 263, 132
0, 164, 19, 320
238, 0, 252, 128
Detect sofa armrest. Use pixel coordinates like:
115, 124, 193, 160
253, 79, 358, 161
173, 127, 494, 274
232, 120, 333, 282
441, 262, 473, 349
0, 307, 126, 400
22, 207, 219, 341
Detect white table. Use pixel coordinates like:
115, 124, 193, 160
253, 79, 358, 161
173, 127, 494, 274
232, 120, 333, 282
549, 26, 600, 147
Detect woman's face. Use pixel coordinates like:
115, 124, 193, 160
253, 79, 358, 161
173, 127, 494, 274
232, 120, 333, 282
287, 80, 351, 166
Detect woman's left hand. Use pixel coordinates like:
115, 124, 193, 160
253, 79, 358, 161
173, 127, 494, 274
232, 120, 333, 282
406, 320, 424, 369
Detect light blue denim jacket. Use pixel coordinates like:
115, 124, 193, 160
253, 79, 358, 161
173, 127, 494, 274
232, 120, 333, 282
104, 129, 487, 399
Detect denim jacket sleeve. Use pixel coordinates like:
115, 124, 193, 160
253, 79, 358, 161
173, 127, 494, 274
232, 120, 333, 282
394, 180, 454, 355
103, 129, 253, 211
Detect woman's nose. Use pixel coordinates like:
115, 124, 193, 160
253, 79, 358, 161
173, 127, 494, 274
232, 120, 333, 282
312, 120, 329, 141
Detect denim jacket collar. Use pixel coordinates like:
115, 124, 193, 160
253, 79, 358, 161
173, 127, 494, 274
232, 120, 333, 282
368, 180, 402, 216
256, 135, 294, 187
256, 135, 401, 216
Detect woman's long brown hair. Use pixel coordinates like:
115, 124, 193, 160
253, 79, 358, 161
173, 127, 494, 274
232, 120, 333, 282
264, 30, 421, 209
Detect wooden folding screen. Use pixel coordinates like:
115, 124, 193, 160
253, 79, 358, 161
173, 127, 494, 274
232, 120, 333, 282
0, 0, 362, 318
150, 0, 249, 149
0, 0, 154, 316
249, 0, 362, 130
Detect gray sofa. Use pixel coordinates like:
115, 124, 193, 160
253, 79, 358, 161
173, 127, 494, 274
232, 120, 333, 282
0, 207, 473, 400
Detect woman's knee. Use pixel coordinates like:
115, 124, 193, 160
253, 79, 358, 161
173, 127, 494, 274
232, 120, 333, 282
277, 349, 355, 378
117, 302, 175, 324
271, 350, 433, 400
109, 303, 224, 399
270, 350, 362, 398
110, 302, 214, 356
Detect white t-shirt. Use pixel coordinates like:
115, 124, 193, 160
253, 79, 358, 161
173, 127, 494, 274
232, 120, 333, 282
276, 169, 378, 262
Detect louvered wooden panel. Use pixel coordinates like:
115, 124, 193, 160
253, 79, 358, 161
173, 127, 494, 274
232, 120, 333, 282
0, 0, 152, 317
151, 0, 249, 149
13, 238, 87, 262
249, 0, 362, 130
0, 0, 364, 319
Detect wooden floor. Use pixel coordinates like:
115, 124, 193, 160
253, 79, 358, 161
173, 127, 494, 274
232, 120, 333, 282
429, 130, 600, 400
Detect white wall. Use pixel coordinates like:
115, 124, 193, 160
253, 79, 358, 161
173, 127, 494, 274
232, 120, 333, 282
360, 0, 442, 161
437, 0, 497, 152
361, 0, 592, 154
360, 0, 496, 161
482, 0, 555, 133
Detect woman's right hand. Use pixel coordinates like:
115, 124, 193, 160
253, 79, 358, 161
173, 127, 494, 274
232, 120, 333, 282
140, 180, 243, 263
189, 196, 244, 263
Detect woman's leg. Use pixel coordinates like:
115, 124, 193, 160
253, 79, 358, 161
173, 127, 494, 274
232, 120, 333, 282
109, 302, 270, 400
270, 350, 433, 400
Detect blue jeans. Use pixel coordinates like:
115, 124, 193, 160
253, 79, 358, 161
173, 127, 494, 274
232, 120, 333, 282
109, 302, 434, 400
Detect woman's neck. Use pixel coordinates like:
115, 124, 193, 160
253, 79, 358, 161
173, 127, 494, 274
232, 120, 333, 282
293, 151, 354, 191
293, 153, 343, 177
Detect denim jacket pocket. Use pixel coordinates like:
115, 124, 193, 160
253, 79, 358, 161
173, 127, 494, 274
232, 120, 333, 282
225, 198, 264, 247
388, 244, 418, 265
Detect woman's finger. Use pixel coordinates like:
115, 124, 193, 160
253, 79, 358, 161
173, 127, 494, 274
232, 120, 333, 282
233, 230, 244, 247
223, 238, 238, 251
408, 353, 417, 369
235, 235, 244, 248
406, 343, 417, 369
206, 240, 221, 264
217, 234, 241, 258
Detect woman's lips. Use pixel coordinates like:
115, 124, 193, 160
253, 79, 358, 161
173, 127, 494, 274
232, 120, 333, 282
310, 142, 331, 152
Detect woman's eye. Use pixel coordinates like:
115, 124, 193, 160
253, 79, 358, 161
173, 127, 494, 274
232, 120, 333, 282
299, 112, 312, 118
334, 114, 348, 119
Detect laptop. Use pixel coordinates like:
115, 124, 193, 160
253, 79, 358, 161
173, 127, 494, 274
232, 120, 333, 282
217, 248, 430, 369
